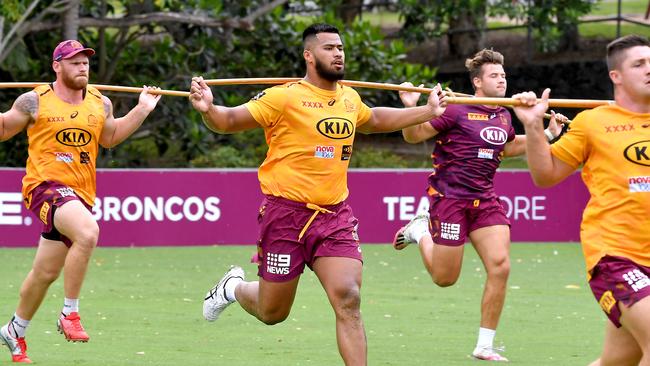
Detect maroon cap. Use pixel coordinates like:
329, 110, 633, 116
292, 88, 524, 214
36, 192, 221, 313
52, 40, 95, 61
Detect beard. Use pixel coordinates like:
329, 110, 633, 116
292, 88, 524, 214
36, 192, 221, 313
315, 57, 344, 82
61, 72, 88, 90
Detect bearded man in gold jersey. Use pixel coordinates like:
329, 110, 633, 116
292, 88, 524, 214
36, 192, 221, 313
191, 23, 448, 366
0, 40, 161, 363
513, 34, 650, 366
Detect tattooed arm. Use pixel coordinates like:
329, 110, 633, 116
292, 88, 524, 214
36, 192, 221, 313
1, 92, 37, 141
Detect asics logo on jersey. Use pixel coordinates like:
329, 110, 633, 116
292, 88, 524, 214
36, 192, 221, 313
56, 128, 92, 147
605, 124, 634, 133
479, 126, 508, 145
71, 111, 79, 119
316, 117, 354, 139
624, 140, 650, 166
302, 101, 324, 108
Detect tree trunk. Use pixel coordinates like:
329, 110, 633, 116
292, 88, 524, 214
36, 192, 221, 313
337, 0, 363, 24
61, 0, 80, 40
447, 2, 486, 58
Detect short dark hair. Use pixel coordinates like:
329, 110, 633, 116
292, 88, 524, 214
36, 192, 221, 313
464, 49, 504, 90
302, 23, 340, 46
606, 34, 650, 71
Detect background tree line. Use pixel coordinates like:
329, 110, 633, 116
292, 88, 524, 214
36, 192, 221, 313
0, 0, 595, 168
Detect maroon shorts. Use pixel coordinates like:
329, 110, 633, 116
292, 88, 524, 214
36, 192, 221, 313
428, 196, 510, 246
255, 195, 362, 282
25, 181, 92, 248
589, 255, 650, 328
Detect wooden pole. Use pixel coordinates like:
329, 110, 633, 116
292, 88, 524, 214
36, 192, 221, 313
0, 82, 190, 97
202, 78, 612, 109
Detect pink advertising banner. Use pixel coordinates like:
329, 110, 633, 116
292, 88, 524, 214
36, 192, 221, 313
0, 168, 589, 247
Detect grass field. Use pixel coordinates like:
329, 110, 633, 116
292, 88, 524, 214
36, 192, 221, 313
0, 244, 604, 365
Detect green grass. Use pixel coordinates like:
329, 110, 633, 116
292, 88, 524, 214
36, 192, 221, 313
589, 0, 648, 16
579, 22, 650, 38
0, 244, 604, 365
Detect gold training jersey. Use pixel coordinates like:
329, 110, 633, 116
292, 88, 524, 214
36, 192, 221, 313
245, 80, 372, 205
22, 84, 106, 206
551, 105, 650, 272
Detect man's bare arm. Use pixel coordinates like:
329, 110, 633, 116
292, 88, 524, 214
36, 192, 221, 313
1, 92, 37, 141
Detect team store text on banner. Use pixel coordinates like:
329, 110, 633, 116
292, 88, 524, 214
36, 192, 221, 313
0, 169, 588, 246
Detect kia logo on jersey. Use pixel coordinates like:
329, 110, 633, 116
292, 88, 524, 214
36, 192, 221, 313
479, 126, 508, 145
624, 140, 650, 166
56, 128, 92, 147
316, 117, 354, 139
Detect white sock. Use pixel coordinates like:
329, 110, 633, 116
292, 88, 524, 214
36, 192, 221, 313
411, 222, 431, 245
8, 313, 30, 338
224, 277, 243, 302
62, 298, 79, 316
476, 327, 496, 349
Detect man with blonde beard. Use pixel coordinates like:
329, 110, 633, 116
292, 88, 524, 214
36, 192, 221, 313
0, 40, 161, 363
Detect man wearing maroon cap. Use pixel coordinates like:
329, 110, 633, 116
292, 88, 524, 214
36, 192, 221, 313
0, 40, 161, 363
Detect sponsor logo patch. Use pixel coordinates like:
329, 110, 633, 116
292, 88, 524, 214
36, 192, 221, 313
478, 148, 494, 159
56, 128, 92, 147
440, 222, 460, 241
479, 126, 508, 145
266, 253, 291, 275
316, 117, 354, 139
629, 176, 650, 192
70, 111, 79, 119
39, 202, 50, 224
468, 113, 488, 121
623, 270, 650, 292
599, 291, 616, 314
624, 140, 650, 166
341, 145, 353, 161
47, 116, 65, 123
55, 152, 74, 163
314, 145, 335, 159
56, 187, 76, 198
80, 152, 91, 164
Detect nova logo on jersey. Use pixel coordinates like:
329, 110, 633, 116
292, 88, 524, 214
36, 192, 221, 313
55, 152, 74, 163
623, 140, 650, 166
478, 148, 494, 159
316, 117, 354, 139
314, 145, 335, 159
629, 176, 650, 192
56, 128, 91, 147
479, 126, 508, 145
468, 113, 489, 121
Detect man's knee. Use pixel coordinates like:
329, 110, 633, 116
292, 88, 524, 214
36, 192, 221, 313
257, 308, 290, 325
30, 267, 60, 285
431, 276, 458, 287
332, 286, 362, 319
487, 256, 510, 279
72, 223, 100, 249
